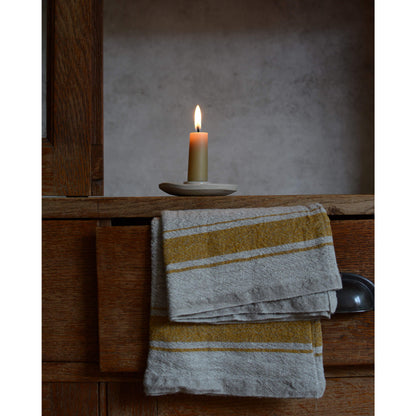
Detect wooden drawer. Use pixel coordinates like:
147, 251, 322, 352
96, 219, 374, 373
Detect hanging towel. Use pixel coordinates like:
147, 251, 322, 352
144, 217, 326, 397
161, 203, 342, 323
144, 204, 341, 398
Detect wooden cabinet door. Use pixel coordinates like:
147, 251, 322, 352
42, 0, 103, 196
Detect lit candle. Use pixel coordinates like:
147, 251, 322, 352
187, 105, 208, 182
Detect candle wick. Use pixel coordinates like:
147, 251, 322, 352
197, 127, 200, 132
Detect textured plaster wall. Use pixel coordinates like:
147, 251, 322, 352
104, 0, 374, 196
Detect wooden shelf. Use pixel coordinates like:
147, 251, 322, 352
42, 194, 374, 218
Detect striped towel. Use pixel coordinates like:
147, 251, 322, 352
161, 203, 341, 323
144, 204, 340, 397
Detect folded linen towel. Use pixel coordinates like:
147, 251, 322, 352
161, 203, 342, 323
144, 216, 326, 397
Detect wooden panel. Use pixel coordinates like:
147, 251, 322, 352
322, 219, 374, 366
107, 383, 157, 416
323, 313, 373, 366
42, 220, 99, 361
42, 0, 103, 196
42, 383, 98, 416
105, 378, 373, 416
42, 195, 374, 218
97, 226, 152, 372
332, 219, 374, 281
96, 220, 374, 373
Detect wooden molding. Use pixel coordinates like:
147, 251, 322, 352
42, 194, 374, 218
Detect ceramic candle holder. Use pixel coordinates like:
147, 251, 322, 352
159, 181, 237, 196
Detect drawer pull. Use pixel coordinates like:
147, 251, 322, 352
335, 273, 374, 314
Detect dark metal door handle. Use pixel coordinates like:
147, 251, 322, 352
335, 273, 374, 314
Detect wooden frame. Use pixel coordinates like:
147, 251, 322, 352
42, 0, 103, 196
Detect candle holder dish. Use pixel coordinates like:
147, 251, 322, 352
159, 181, 237, 196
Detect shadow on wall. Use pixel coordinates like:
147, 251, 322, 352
104, 0, 374, 196
106, 0, 369, 35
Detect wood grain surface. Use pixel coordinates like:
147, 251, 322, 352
42, 197, 374, 415
42, 0, 103, 196
42, 362, 373, 383
97, 226, 152, 372
42, 362, 143, 383
42, 383, 98, 416
100, 383, 107, 416
42, 195, 374, 218
41, 216, 374, 369
107, 383, 157, 416
96, 220, 374, 373
42, 220, 99, 361
332, 220, 374, 277
324, 219, 374, 365
104, 378, 373, 416
42, 138, 55, 194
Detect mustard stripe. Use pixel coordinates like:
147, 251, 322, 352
167, 241, 333, 275
314, 353, 323, 357
150, 316, 314, 344
163, 207, 321, 233
311, 320, 323, 348
150, 346, 314, 354
164, 212, 332, 264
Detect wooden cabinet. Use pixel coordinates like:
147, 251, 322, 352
42, 1, 374, 412
42, 195, 374, 415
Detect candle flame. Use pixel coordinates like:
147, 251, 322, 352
194, 105, 202, 131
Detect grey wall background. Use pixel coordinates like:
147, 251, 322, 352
104, 0, 373, 196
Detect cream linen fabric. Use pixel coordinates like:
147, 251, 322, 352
144, 204, 341, 397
